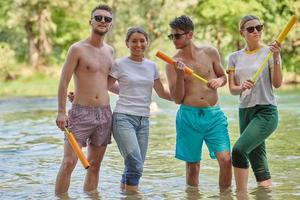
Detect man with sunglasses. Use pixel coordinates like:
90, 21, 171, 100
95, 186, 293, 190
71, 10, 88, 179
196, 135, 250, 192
55, 4, 115, 195
165, 15, 232, 189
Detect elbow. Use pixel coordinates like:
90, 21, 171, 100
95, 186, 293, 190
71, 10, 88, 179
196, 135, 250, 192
272, 78, 283, 88
273, 82, 282, 88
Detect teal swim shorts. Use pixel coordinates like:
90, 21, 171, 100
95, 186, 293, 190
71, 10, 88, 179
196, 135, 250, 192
175, 105, 230, 162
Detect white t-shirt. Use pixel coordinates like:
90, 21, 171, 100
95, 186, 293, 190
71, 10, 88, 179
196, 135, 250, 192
227, 45, 279, 108
109, 57, 160, 117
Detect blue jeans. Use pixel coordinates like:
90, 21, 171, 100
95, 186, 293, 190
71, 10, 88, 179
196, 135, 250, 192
112, 112, 149, 186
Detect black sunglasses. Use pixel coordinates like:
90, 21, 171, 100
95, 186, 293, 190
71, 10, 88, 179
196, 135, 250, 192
244, 24, 263, 33
168, 32, 189, 40
93, 15, 112, 23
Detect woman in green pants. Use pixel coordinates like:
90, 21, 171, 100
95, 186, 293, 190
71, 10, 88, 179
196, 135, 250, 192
227, 15, 282, 192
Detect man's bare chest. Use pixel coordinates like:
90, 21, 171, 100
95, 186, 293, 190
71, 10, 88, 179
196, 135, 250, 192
78, 51, 113, 73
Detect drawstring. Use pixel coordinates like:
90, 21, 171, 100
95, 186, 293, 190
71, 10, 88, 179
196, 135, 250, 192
198, 110, 205, 117
96, 112, 100, 120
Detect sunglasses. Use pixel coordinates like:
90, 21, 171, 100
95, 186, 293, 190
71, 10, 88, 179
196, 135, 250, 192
93, 15, 112, 23
168, 32, 189, 40
244, 24, 264, 33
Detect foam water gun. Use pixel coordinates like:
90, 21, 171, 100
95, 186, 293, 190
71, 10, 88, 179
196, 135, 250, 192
64, 127, 90, 169
156, 51, 208, 84
252, 15, 297, 83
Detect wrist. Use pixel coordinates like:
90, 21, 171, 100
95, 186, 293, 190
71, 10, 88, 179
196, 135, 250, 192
273, 59, 280, 65
58, 110, 66, 114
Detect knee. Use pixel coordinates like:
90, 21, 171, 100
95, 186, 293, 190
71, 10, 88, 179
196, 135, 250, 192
232, 145, 249, 168
125, 152, 144, 176
88, 159, 101, 173
61, 158, 77, 172
218, 154, 232, 167
232, 145, 246, 159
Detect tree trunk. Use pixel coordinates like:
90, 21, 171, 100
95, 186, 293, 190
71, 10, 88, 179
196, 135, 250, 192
25, 21, 39, 69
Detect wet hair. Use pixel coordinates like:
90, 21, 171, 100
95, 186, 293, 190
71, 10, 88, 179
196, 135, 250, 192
169, 15, 194, 32
125, 27, 149, 42
91, 4, 112, 18
239, 15, 260, 30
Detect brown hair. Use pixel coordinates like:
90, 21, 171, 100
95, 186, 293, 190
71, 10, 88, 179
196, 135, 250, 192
169, 15, 194, 32
91, 4, 112, 18
239, 15, 260, 30
125, 27, 149, 42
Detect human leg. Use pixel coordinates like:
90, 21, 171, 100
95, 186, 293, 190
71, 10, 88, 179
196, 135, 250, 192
83, 145, 107, 192
186, 162, 200, 186
232, 105, 278, 191
55, 142, 79, 195
112, 113, 144, 192
204, 107, 232, 189
216, 151, 232, 189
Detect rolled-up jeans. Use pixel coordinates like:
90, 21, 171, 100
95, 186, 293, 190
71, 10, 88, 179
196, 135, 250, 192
112, 112, 149, 186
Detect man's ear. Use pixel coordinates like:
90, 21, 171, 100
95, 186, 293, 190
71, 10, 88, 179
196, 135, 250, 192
89, 19, 92, 25
188, 31, 193, 39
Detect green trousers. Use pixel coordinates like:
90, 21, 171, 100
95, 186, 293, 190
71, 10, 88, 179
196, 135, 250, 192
232, 104, 278, 182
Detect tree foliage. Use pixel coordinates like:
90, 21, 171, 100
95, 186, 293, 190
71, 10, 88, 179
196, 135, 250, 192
0, 0, 299, 81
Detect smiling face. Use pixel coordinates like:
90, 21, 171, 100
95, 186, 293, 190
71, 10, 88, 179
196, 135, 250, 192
126, 32, 148, 58
90, 9, 112, 36
240, 19, 263, 44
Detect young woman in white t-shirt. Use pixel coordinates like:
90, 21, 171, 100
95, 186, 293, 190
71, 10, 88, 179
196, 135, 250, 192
108, 27, 172, 193
227, 15, 282, 192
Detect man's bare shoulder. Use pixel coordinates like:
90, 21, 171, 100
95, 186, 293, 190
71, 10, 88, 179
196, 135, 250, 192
197, 45, 221, 58
68, 40, 87, 53
197, 45, 219, 55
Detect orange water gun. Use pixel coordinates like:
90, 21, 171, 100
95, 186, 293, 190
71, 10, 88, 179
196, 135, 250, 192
156, 51, 208, 84
64, 127, 90, 169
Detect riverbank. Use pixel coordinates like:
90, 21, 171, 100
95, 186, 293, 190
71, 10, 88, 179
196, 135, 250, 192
0, 73, 65, 97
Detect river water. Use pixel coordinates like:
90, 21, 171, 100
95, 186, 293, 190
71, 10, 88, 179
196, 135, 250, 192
0, 86, 299, 199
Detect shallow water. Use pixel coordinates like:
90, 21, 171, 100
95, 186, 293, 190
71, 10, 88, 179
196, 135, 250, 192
0, 86, 300, 199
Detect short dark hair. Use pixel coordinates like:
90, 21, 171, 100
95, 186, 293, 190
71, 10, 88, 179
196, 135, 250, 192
239, 15, 260, 30
169, 15, 194, 32
91, 4, 112, 18
125, 27, 149, 42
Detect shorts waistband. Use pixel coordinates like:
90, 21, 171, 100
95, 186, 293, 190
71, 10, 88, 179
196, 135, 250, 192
180, 104, 220, 111
71, 103, 111, 111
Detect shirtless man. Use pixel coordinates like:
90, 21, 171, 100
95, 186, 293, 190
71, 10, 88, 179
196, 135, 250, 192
166, 15, 232, 189
55, 4, 114, 195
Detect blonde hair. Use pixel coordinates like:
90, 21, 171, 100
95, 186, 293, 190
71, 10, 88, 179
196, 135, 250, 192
239, 15, 260, 30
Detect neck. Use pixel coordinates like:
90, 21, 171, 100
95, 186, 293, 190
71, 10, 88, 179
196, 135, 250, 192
129, 55, 144, 62
245, 41, 261, 51
179, 42, 196, 59
88, 33, 105, 47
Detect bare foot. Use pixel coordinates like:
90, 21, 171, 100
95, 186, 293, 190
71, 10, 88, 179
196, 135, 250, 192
257, 179, 272, 188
